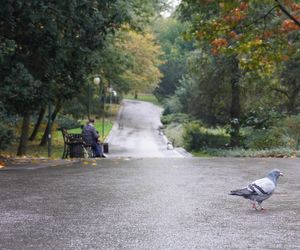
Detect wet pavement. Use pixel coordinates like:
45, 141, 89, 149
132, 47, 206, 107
106, 100, 188, 158
1, 157, 300, 249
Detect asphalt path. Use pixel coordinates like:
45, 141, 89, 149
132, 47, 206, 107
106, 99, 186, 158
1, 158, 300, 249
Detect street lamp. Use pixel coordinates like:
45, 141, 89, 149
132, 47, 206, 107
93, 76, 100, 85
88, 76, 101, 119
90, 76, 105, 140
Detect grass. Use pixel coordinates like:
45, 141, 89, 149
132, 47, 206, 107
124, 93, 161, 106
192, 148, 300, 158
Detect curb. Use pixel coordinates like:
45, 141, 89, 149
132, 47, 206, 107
0, 158, 80, 170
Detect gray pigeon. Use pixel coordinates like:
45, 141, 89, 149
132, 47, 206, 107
229, 169, 283, 210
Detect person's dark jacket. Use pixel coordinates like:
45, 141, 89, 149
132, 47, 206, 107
82, 124, 99, 145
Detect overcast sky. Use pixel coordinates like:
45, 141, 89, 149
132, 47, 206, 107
161, 0, 181, 18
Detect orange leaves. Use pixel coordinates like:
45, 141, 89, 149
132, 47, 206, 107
211, 38, 228, 55
229, 30, 240, 40
211, 38, 228, 47
291, 3, 300, 11
223, 2, 248, 26
279, 1, 300, 33
224, 8, 246, 25
263, 31, 273, 39
282, 55, 289, 61
281, 18, 300, 32
239, 2, 248, 11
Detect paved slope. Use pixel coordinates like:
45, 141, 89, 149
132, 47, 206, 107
106, 99, 184, 158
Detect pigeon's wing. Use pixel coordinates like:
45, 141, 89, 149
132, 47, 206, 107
249, 177, 275, 195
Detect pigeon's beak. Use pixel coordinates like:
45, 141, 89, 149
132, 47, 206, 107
279, 172, 283, 176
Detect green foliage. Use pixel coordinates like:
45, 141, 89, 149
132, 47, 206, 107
0, 63, 42, 115
125, 93, 160, 106
243, 127, 286, 150
161, 113, 191, 125
174, 0, 300, 149
164, 123, 185, 147
277, 56, 300, 114
242, 115, 300, 150
195, 148, 300, 158
162, 95, 184, 115
0, 0, 166, 156
0, 122, 14, 150
152, 18, 194, 99
281, 115, 300, 149
241, 108, 282, 129
56, 115, 81, 130
183, 122, 230, 150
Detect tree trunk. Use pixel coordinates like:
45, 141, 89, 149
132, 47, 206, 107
17, 113, 31, 156
229, 58, 241, 147
287, 82, 300, 115
39, 101, 62, 146
134, 90, 138, 99
29, 106, 46, 141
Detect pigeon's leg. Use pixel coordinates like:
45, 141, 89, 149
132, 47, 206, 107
257, 202, 265, 211
251, 201, 258, 210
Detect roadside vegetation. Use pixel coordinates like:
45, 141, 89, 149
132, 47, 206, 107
153, 1, 300, 157
124, 93, 161, 106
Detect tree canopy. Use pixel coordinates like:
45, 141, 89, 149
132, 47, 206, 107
0, 0, 168, 155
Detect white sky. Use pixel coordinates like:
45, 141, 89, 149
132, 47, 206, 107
161, 0, 181, 18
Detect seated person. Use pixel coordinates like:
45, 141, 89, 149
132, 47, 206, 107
82, 118, 105, 158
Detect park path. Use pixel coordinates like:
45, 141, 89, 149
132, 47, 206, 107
106, 99, 186, 158
1, 157, 299, 249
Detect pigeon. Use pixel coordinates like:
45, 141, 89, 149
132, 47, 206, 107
229, 169, 283, 210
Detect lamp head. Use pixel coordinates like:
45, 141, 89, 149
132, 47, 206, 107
93, 77, 100, 85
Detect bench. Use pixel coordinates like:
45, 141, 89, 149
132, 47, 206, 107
61, 129, 93, 159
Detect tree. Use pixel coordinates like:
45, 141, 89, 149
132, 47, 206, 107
0, 0, 168, 154
151, 18, 194, 100
116, 28, 164, 98
0, 64, 42, 155
176, 0, 300, 146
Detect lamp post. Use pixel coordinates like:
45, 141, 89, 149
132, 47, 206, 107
47, 100, 52, 158
91, 76, 105, 140
88, 76, 101, 119
101, 82, 105, 140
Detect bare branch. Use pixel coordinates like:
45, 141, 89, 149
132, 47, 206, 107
275, 0, 300, 27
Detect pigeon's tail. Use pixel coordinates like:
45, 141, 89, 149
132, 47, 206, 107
229, 188, 252, 198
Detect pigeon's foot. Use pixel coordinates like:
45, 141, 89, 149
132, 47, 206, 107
252, 202, 258, 210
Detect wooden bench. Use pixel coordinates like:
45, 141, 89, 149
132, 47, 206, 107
61, 129, 93, 159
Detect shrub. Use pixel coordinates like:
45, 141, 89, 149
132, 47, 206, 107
161, 113, 191, 125
56, 115, 81, 130
183, 122, 229, 150
241, 108, 282, 129
162, 95, 183, 115
196, 148, 300, 158
244, 127, 286, 150
282, 115, 300, 149
164, 123, 184, 147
